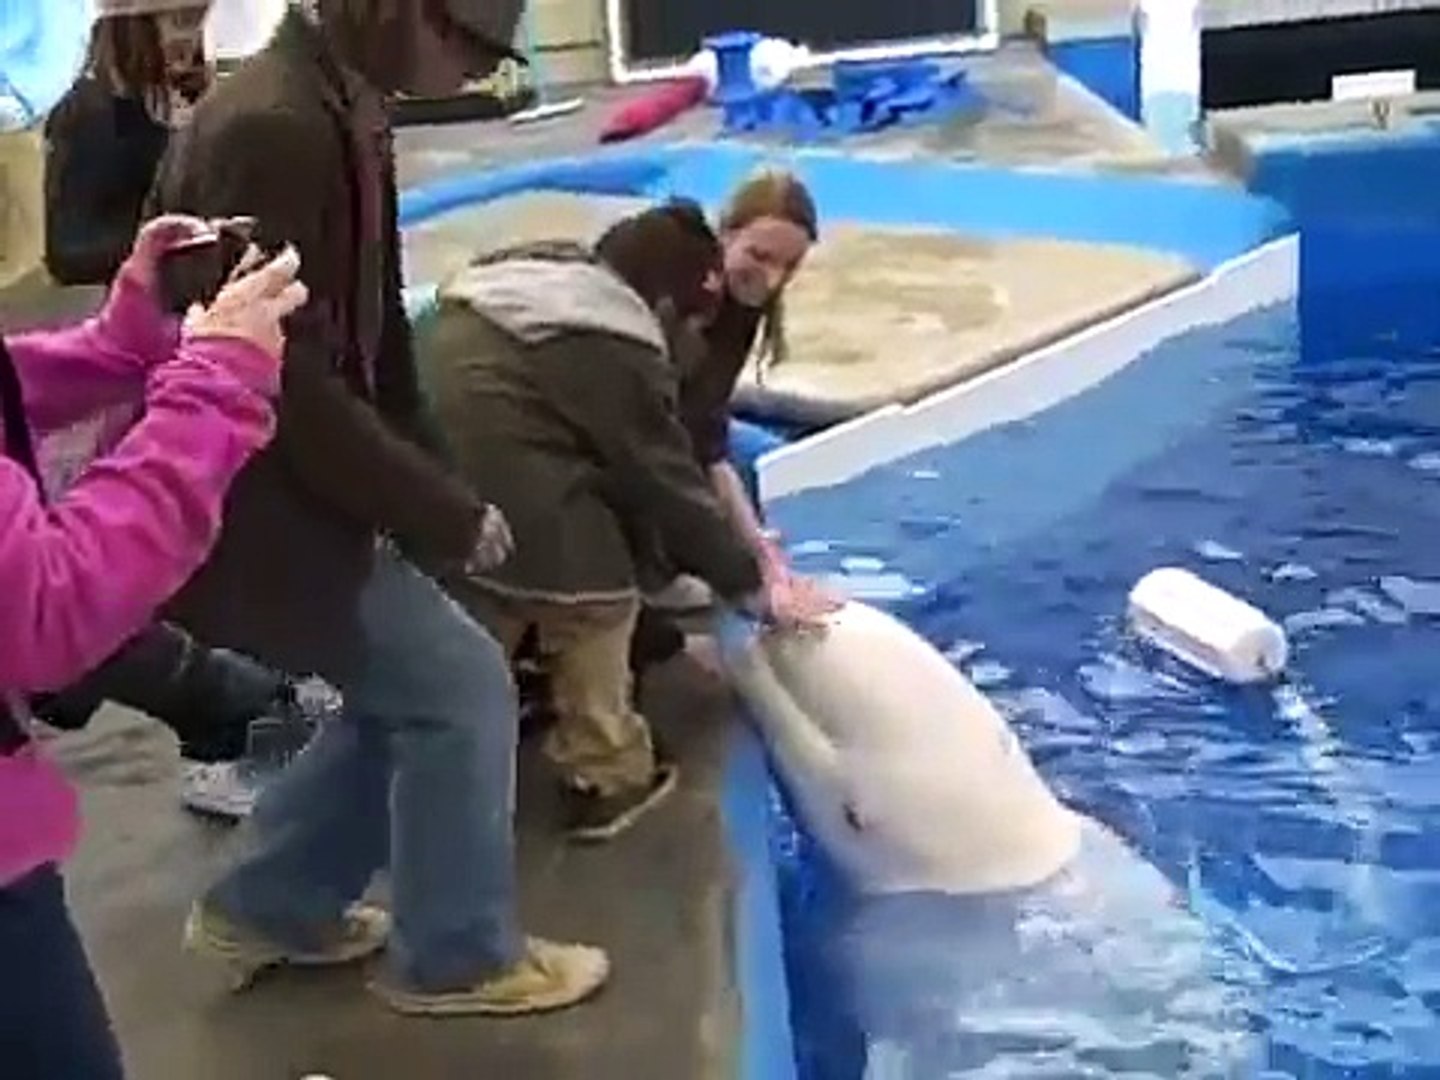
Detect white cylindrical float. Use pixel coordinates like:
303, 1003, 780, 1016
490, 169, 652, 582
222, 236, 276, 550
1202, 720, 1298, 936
1128, 567, 1289, 684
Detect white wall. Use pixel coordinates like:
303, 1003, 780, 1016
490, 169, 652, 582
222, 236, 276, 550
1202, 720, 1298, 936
206, 0, 286, 61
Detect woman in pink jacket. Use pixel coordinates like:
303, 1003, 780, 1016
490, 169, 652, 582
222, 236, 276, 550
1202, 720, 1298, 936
0, 215, 305, 1080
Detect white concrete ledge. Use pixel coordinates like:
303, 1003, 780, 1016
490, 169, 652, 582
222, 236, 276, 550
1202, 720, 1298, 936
757, 234, 1300, 503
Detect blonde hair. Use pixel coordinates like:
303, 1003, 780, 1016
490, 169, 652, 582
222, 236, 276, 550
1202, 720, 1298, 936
719, 168, 818, 379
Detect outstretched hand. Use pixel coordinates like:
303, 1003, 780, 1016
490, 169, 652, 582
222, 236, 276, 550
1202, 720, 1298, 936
761, 570, 845, 633
754, 529, 844, 633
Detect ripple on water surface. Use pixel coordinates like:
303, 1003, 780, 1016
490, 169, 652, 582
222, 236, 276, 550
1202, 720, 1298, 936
769, 303, 1440, 1078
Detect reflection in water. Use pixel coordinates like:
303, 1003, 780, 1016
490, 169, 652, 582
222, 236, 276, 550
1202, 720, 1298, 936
841, 821, 1259, 1079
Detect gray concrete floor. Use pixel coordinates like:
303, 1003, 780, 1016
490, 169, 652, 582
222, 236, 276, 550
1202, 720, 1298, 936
54, 659, 737, 1080
7, 42, 1236, 1080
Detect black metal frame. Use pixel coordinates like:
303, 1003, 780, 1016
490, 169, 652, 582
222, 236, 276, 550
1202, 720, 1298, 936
616, 0, 983, 70
1202, 10, 1440, 110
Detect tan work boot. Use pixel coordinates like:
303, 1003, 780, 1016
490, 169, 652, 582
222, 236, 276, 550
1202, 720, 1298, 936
369, 937, 610, 1017
184, 900, 391, 991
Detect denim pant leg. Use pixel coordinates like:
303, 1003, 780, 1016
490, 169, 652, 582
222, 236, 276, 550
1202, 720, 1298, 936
207, 698, 391, 944
209, 549, 524, 987
0, 867, 127, 1080
357, 553, 524, 989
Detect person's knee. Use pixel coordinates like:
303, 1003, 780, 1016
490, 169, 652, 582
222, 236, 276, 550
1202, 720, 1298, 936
422, 609, 518, 735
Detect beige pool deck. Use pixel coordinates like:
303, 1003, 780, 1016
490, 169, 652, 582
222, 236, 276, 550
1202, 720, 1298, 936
3, 39, 1243, 1080
736, 226, 1195, 423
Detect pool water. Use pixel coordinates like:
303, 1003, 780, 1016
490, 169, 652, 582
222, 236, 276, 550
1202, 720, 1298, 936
766, 221, 1440, 1077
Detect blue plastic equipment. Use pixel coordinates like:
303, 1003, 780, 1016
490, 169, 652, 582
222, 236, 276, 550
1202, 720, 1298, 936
705, 31, 763, 103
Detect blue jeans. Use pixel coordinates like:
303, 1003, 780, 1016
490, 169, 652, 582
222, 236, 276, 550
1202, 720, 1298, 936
208, 549, 524, 990
0, 867, 126, 1080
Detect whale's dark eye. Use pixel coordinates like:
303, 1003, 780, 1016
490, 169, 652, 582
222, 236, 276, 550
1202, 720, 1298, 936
842, 802, 865, 831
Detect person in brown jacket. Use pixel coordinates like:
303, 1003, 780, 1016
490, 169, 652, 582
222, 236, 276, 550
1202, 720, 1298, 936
418, 201, 822, 843
145, 0, 609, 1018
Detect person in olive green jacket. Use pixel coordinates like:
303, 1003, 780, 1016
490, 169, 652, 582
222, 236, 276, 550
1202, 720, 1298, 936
419, 201, 809, 842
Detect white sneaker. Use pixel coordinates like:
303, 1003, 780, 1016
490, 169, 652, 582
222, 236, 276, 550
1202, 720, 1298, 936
179, 761, 262, 821
645, 574, 715, 613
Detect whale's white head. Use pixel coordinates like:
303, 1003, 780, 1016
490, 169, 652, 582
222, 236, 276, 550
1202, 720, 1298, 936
723, 602, 1082, 896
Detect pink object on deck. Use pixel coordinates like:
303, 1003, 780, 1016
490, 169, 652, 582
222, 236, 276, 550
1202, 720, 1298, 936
598, 77, 708, 144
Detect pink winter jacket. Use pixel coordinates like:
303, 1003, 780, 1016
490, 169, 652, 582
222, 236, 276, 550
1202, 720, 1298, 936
0, 267, 280, 888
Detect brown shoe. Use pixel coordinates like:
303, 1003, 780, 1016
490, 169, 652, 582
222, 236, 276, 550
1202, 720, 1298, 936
184, 900, 390, 991
370, 937, 609, 1017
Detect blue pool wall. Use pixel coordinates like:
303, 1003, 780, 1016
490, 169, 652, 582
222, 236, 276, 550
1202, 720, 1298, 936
395, 142, 1295, 1080
1246, 124, 1440, 359
1049, 33, 1141, 121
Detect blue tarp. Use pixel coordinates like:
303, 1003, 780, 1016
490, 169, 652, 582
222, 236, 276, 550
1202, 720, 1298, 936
0, 0, 90, 128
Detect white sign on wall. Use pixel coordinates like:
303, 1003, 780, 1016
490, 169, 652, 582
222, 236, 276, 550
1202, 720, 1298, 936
1331, 68, 1417, 99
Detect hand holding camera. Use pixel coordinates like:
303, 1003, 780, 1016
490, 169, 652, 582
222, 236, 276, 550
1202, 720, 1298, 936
182, 239, 308, 363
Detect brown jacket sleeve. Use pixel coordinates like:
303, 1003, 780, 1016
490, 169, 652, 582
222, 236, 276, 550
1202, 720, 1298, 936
529, 332, 763, 602
372, 162, 452, 462
154, 105, 481, 563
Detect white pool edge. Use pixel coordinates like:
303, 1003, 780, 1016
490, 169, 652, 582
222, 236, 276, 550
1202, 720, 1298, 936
756, 233, 1301, 503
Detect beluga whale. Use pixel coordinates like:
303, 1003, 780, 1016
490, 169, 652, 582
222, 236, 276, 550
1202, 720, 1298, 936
720, 601, 1258, 1078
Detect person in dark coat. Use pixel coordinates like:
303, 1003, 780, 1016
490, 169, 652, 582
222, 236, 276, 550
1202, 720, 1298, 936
44, 0, 214, 287
416, 202, 823, 843
147, 0, 609, 1017
41, 0, 304, 823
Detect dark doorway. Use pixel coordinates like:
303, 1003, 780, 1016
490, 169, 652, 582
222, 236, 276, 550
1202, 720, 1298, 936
1202, 10, 1440, 110
617, 0, 984, 69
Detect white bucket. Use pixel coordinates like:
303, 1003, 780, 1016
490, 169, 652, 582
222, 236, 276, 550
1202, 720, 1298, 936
1128, 567, 1288, 684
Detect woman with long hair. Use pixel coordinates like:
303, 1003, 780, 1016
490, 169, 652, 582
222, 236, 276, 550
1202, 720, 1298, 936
0, 217, 303, 1078
44, 1, 215, 286
632, 169, 841, 676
